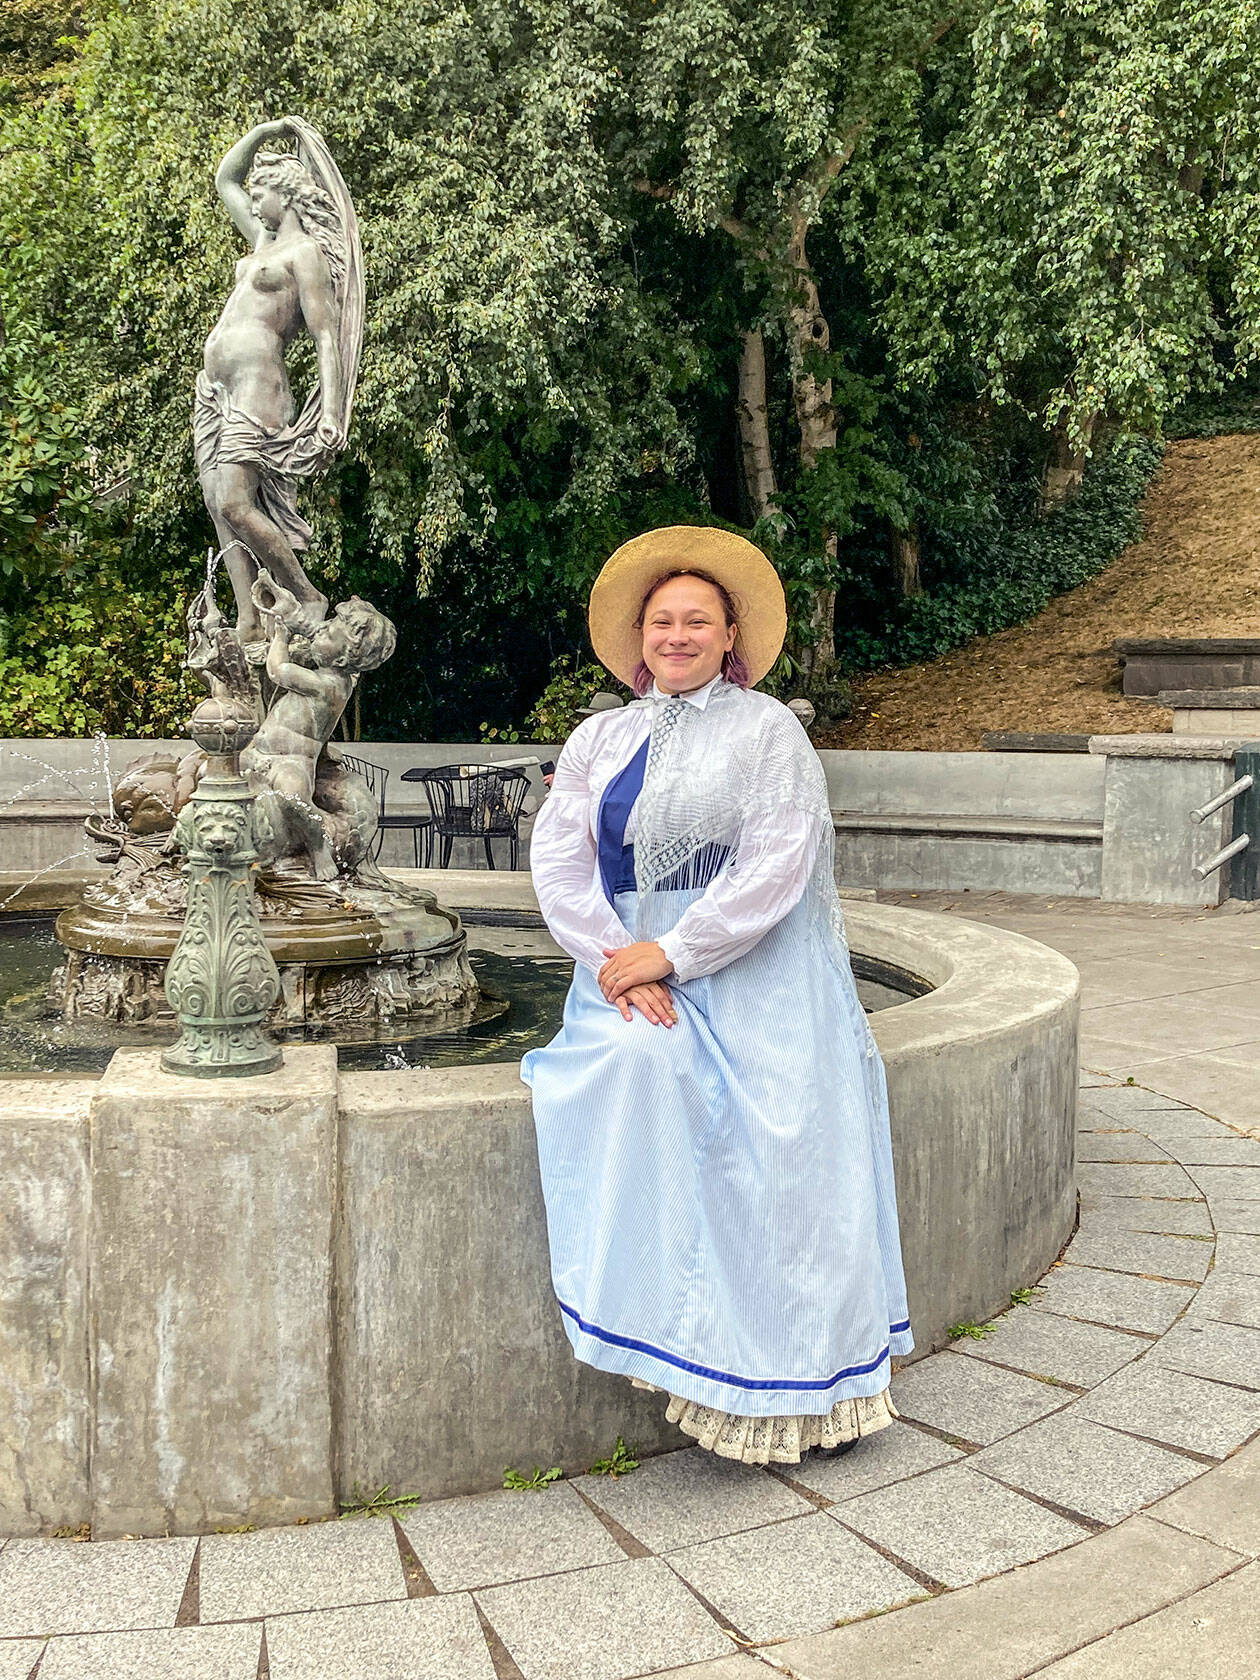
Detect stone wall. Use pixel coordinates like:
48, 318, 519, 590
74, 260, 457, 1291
2, 733, 1246, 902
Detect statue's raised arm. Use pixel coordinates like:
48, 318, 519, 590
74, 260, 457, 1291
196, 118, 364, 644
214, 118, 292, 244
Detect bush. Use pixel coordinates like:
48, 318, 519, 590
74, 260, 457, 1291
836, 436, 1163, 673
1165, 383, 1260, 439
0, 560, 194, 736
478, 655, 628, 745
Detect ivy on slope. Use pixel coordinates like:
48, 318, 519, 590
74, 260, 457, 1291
836, 436, 1164, 674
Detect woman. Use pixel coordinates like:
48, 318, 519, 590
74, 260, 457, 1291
521, 527, 913, 1466
197, 117, 364, 643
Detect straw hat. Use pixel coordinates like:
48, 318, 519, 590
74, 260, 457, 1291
588, 526, 786, 688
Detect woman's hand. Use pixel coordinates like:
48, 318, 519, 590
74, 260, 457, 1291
611, 980, 677, 1026
599, 941, 673, 1003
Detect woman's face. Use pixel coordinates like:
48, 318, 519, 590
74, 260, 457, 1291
640, 575, 737, 695
249, 183, 287, 231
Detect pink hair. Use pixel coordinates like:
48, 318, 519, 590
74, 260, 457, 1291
631, 567, 752, 696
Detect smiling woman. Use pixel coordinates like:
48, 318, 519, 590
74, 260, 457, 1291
633, 570, 743, 697
520, 526, 914, 1465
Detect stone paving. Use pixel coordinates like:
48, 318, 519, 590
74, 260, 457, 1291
1, 895, 1258, 1678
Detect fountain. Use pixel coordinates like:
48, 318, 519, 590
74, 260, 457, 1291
47, 116, 479, 1046
0, 117, 1081, 1539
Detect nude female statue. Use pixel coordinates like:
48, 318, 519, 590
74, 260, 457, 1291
196, 118, 363, 643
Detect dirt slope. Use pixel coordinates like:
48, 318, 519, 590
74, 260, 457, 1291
816, 434, 1260, 752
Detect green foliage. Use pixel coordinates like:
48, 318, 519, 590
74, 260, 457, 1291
0, 560, 194, 736
523, 656, 626, 741
1166, 374, 1260, 438
837, 436, 1163, 673
503, 1463, 563, 1491
852, 1, 1260, 443
0, 236, 103, 593
10, 0, 706, 592
2, 2, 1256, 737
0, 0, 86, 109
1009, 1285, 1046, 1307
947, 1320, 998, 1341
0, 367, 95, 586
587, 1436, 639, 1478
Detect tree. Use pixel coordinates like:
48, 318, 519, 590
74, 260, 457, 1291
0, 0, 86, 109
617, 0, 956, 694
851, 0, 1260, 509
4, 0, 708, 608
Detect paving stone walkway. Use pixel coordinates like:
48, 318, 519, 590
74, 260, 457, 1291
1, 896, 1258, 1679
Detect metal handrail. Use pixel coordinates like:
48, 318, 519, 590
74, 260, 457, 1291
1190, 775, 1254, 825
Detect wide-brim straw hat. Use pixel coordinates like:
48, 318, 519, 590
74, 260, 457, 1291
588, 526, 786, 688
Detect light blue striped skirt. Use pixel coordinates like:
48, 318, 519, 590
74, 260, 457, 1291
521, 888, 913, 1417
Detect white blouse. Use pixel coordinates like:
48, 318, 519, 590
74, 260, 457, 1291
530, 676, 823, 983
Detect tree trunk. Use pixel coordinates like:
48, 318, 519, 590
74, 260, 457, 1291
890, 522, 923, 598
805, 576, 837, 680
1039, 410, 1100, 515
784, 213, 839, 687
736, 329, 778, 521
785, 214, 837, 472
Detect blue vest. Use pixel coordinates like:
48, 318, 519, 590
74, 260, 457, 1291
595, 733, 731, 906
596, 737, 648, 906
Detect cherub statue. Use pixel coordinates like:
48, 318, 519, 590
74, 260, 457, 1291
241, 567, 396, 879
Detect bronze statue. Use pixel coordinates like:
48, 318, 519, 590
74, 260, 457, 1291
196, 117, 363, 643
51, 119, 479, 1043
244, 567, 396, 878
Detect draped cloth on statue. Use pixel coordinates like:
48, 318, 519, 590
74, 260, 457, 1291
193, 372, 317, 553
522, 679, 912, 1426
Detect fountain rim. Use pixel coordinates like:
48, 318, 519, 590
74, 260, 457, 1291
0, 864, 1080, 1077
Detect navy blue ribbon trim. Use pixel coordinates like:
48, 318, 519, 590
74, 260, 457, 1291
559, 1299, 909, 1392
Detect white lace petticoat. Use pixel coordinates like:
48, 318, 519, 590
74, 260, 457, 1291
629, 1377, 898, 1465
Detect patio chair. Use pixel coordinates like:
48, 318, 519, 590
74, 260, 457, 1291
403, 763, 531, 870
338, 752, 390, 861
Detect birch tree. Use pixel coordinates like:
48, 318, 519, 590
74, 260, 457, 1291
619, 0, 958, 691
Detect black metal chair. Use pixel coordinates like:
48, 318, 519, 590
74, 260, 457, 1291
338, 752, 390, 861
404, 764, 531, 870
375, 809, 435, 868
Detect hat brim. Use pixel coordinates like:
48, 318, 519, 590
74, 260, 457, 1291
588, 526, 787, 688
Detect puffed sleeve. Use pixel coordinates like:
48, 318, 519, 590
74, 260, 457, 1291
655, 806, 826, 982
530, 719, 635, 974
654, 710, 830, 983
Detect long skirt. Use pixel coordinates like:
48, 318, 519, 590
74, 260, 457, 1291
521, 888, 913, 1456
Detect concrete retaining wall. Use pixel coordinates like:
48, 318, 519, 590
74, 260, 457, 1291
0, 898, 1077, 1535
2, 732, 1241, 902
0, 739, 561, 875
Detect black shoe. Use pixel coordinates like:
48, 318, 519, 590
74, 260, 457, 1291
814, 1437, 859, 1458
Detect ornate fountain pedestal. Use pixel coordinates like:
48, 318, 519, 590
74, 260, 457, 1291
51, 847, 482, 1048
160, 697, 282, 1077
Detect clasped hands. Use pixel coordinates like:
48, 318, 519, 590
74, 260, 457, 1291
598, 941, 676, 1027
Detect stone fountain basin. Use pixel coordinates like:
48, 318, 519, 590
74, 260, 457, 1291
0, 876, 1078, 1537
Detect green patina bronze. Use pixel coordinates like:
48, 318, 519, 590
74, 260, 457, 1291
161, 698, 282, 1077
